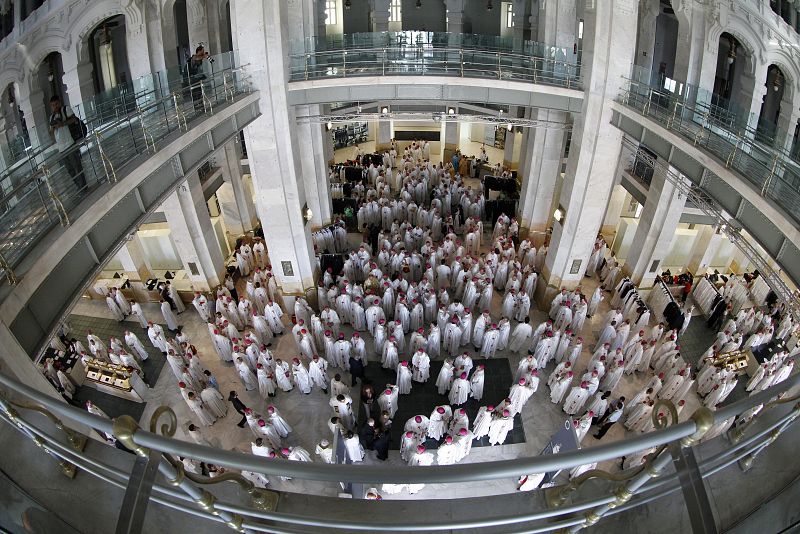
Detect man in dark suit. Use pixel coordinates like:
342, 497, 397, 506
228, 390, 248, 428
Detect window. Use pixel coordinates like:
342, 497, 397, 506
389, 0, 402, 23
504, 2, 514, 28
325, 0, 337, 25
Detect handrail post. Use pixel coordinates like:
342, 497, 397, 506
383, 48, 386, 76
304, 53, 309, 80
460, 49, 464, 77
41, 165, 70, 227
0, 251, 17, 285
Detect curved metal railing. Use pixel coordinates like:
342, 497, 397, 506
0, 366, 797, 533
288, 31, 582, 89
618, 66, 800, 230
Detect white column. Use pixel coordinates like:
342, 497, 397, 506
124, 1, 153, 80
538, 0, 638, 304
376, 119, 392, 151
162, 174, 226, 291
232, 0, 317, 295
512, 0, 527, 50
635, 0, 659, 73
187, 0, 210, 50
623, 167, 687, 288
746, 63, 770, 132
517, 108, 565, 245
117, 234, 154, 281
15, 85, 43, 148
445, 0, 465, 33
296, 103, 326, 228
219, 140, 257, 233
372, 0, 390, 32
601, 182, 628, 237
60, 54, 94, 109
672, 0, 705, 89
686, 224, 723, 274
516, 0, 574, 245
309, 104, 333, 225
442, 114, 459, 164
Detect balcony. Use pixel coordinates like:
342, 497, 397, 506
0, 52, 249, 287
288, 32, 582, 90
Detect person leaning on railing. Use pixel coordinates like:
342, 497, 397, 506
48, 95, 86, 192
187, 45, 209, 112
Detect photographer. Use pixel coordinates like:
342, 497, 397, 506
48, 95, 86, 191
187, 45, 209, 112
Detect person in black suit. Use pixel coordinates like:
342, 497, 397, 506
373, 428, 390, 461
349, 355, 365, 386
359, 418, 376, 450
228, 390, 248, 428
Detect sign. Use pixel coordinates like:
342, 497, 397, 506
281, 261, 294, 277
569, 259, 582, 275
539, 418, 580, 486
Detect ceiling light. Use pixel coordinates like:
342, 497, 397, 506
416, 0, 422, 8
381, 106, 389, 114
345, 0, 351, 10
326, 121, 333, 130
506, 123, 513, 131
447, 107, 455, 115
486, 0, 493, 11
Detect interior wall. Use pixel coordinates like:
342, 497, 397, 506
662, 227, 696, 271
611, 217, 638, 262
325, 0, 344, 36
138, 229, 183, 271
463, 2, 502, 35
651, 11, 678, 80
401, 0, 446, 31
343, 0, 370, 33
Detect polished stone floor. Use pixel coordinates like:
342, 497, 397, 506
68, 258, 714, 501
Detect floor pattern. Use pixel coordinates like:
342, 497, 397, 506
361, 357, 525, 450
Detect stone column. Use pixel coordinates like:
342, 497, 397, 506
117, 235, 154, 281
635, 0, 659, 73
219, 139, 257, 233
162, 174, 226, 291
622, 167, 687, 288
537, 0, 638, 305
512, 0, 527, 50
231, 0, 317, 295
445, 0, 465, 33
601, 182, 628, 237
503, 128, 516, 168
376, 118, 392, 151
123, 1, 153, 81
60, 55, 94, 110
17, 84, 46, 148
696, 34, 719, 103
308, 104, 333, 225
295, 103, 329, 228
187, 0, 210, 50
516, 0, 574, 245
372, 0, 390, 32
746, 63, 769, 132
672, 0, 705, 89
686, 224, 723, 274
144, 0, 169, 95
442, 113, 459, 163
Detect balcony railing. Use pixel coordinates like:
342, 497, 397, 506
288, 32, 582, 90
0, 51, 253, 285
0, 365, 796, 532
618, 66, 800, 231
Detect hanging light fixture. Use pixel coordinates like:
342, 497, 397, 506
726, 36, 736, 65
345, 0, 352, 10
416, 0, 422, 8
506, 123, 513, 131
486, 0, 493, 11
773, 69, 783, 92
447, 107, 456, 115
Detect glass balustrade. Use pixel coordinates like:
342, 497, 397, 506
288, 32, 581, 89
0, 367, 796, 532
0, 51, 253, 285
619, 64, 800, 227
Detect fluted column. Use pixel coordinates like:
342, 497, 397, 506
537, 0, 638, 304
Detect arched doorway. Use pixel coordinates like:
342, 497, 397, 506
756, 65, 789, 143
711, 33, 754, 112
87, 15, 132, 97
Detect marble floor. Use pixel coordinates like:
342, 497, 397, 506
68, 251, 715, 502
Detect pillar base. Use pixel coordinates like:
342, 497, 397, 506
519, 225, 550, 247
375, 143, 391, 152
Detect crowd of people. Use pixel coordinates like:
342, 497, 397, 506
45, 141, 798, 498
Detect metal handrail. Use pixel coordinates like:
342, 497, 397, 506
0, 371, 796, 533
0, 368, 796, 485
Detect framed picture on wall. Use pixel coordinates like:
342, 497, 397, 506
281, 261, 294, 277
569, 259, 582, 275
